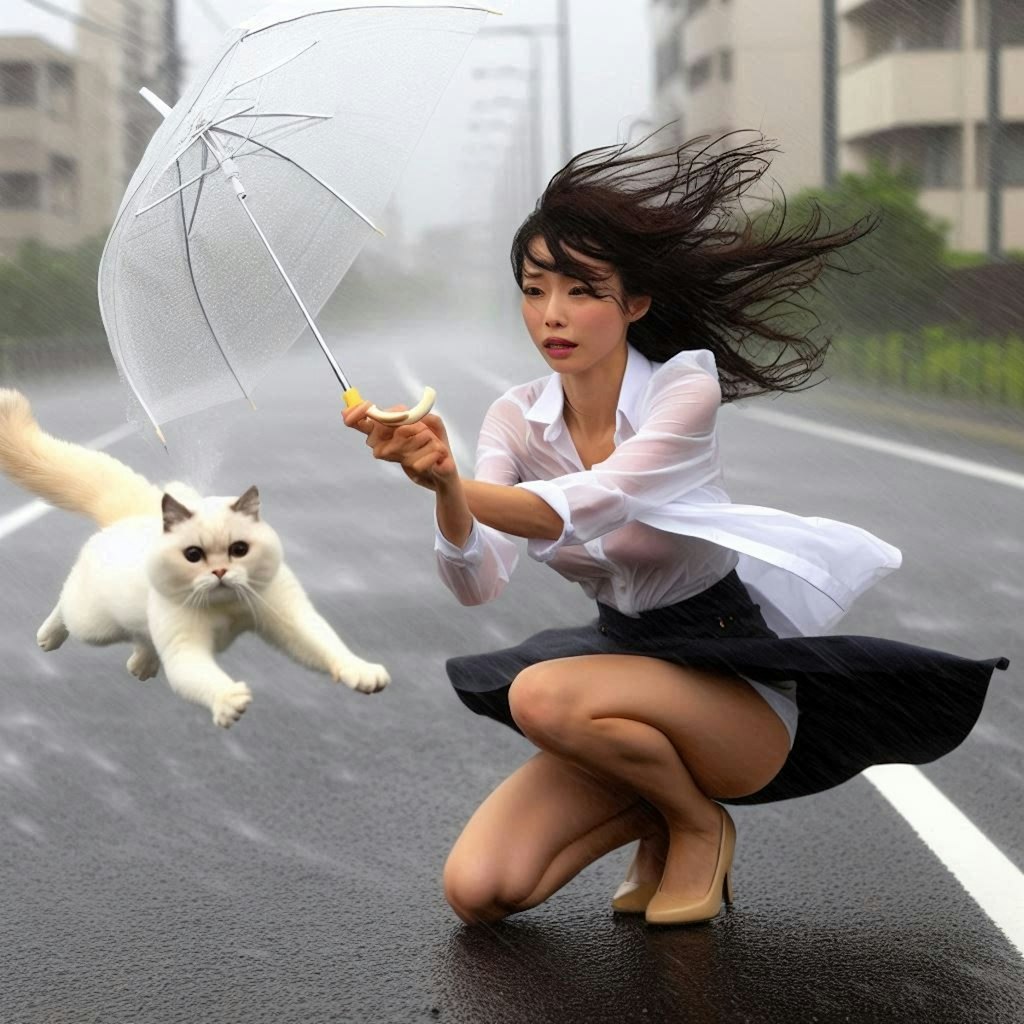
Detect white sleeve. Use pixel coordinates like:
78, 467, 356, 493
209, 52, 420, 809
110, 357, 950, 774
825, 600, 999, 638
516, 365, 722, 562
433, 396, 521, 605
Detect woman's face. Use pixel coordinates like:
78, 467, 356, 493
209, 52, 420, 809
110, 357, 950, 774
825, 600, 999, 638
520, 238, 650, 373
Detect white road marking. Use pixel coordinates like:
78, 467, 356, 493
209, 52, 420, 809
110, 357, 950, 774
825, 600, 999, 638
865, 765, 1024, 955
737, 407, 1024, 491
462, 362, 1024, 956
0, 424, 134, 541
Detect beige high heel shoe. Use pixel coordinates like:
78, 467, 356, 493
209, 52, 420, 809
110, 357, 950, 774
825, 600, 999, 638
611, 833, 667, 914
644, 805, 735, 926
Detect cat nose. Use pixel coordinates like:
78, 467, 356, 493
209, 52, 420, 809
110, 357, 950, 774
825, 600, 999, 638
212, 569, 227, 579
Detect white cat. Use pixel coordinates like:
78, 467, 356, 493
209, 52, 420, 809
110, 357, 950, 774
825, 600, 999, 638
0, 389, 389, 728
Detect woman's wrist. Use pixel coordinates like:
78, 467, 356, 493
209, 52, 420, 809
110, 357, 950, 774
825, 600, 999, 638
435, 474, 474, 548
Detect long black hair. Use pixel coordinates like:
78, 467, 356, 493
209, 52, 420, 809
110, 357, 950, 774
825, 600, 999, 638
511, 129, 879, 401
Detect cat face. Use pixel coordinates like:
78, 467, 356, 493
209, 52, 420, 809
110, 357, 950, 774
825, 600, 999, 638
147, 485, 283, 608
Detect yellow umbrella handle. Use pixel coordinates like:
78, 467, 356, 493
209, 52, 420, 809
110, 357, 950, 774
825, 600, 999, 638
343, 386, 437, 425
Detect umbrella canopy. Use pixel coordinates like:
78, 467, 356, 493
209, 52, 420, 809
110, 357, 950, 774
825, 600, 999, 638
99, 0, 500, 441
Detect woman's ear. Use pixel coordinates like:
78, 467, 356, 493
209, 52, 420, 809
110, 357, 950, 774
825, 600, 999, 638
627, 295, 652, 322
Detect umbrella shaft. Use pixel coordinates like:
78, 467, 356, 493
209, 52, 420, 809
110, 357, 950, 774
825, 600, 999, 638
235, 192, 351, 392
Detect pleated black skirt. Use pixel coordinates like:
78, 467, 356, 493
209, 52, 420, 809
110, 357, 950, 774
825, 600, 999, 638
445, 571, 1010, 805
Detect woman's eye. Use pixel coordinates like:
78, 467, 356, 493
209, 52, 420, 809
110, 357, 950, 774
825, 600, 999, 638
523, 286, 541, 296
183, 547, 204, 563
229, 542, 249, 558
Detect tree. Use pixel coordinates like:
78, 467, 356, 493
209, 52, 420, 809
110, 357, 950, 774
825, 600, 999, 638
0, 235, 106, 341
753, 159, 950, 337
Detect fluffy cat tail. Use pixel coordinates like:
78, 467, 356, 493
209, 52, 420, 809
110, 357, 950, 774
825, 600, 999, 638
0, 389, 163, 527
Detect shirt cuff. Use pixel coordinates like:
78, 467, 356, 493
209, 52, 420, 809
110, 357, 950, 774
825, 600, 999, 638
433, 510, 484, 566
514, 480, 575, 561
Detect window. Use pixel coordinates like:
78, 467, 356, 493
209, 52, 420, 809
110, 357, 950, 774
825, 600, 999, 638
48, 62, 74, 120
720, 48, 733, 82
866, 126, 962, 188
976, 0, 1024, 47
687, 55, 714, 92
0, 62, 38, 105
976, 124, 1024, 187
863, 0, 960, 59
656, 35, 683, 87
0, 173, 41, 209
49, 156, 78, 217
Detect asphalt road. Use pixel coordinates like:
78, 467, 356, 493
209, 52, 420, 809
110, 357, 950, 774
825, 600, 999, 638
1, 316, 1022, 1024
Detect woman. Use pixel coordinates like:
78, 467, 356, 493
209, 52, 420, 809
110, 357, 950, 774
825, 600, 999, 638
342, 131, 1008, 928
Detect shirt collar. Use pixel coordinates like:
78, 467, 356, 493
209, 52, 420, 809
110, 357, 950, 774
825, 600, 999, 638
525, 342, 654, 442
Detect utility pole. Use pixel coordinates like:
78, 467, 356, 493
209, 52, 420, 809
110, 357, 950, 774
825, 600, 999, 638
986, 0, 1003, 262
822, 0, 838, 188
557, 0, 572, 165
165, 0, 182, 102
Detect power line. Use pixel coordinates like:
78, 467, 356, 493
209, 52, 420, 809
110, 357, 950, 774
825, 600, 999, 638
22, 0, 140, 46
192, 0, 229, 33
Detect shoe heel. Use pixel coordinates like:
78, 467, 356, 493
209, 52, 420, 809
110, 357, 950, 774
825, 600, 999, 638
723, 872, 734, 906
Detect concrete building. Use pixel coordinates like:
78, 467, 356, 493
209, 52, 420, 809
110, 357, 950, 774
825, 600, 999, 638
0, 0, 171, 259
840, 0, 1024, 251
650, 0, 826, 201
0, 36, 105, 258
650, 0, 1024, 252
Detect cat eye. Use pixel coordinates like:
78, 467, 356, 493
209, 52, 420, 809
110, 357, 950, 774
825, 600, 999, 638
183, 546, 204, 563
229, 541, 250, 558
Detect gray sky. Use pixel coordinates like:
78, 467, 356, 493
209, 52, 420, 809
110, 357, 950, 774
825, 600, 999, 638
2, 1, 654, 237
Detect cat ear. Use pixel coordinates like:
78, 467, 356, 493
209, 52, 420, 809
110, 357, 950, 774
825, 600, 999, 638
162, 493, 194, 533
231, 485, 260, 521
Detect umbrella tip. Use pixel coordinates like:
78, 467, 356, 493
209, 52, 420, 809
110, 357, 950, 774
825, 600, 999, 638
249, 398, 257, 411
156, 424, 167, 446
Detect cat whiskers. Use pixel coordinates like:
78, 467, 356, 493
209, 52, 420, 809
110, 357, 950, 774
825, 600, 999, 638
236, 581, 286, 627
233, 582, 261, 627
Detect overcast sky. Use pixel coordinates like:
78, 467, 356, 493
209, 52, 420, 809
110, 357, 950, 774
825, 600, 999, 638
3, 1, 655, 238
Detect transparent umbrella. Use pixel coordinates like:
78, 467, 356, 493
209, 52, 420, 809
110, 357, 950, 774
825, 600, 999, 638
99, 0, 501, 444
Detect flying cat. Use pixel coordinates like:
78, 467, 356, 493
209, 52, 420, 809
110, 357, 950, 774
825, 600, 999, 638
0, 388, 389, 728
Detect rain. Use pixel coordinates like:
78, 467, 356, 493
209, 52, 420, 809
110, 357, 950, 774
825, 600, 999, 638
0, 1, 1022, 1021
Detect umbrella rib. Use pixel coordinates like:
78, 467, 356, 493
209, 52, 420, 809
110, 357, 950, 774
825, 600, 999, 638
224, 40, 319, 96
210, 126, 384, 236
134, 165, 220, 217
173, 158, 257, 411
186, 142, 211, 236
241, 5, 503, 40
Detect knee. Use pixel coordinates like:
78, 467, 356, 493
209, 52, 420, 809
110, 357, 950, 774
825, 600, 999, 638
442, 851, 529, 926
507, 663, 581, 745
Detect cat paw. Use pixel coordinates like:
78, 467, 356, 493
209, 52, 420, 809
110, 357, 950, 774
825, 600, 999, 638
36, 623, 69, 652
211, 682, 253, 728
126, 647, 160, 680
331, 659, 390, 694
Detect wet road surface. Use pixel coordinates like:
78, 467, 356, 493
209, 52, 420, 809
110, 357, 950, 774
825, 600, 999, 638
1, 318, 1021, 1023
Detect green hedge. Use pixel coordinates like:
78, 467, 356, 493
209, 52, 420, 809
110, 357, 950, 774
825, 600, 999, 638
828, 326, 1024, 406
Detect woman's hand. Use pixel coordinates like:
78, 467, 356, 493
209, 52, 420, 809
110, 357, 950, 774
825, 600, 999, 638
342, 401, 459, 491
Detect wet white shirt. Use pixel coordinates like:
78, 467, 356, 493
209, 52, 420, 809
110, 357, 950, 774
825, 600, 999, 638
433, 343, 902, 638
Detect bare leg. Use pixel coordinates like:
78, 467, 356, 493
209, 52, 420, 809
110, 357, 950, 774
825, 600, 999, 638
508, 655, 790, 903
443, 751, 664, 925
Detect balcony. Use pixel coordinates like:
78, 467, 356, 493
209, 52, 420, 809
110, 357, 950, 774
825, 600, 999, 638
840, 47, 1024, 140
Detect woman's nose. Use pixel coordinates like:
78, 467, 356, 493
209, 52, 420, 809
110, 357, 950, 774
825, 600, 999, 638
544, 297, 567, 327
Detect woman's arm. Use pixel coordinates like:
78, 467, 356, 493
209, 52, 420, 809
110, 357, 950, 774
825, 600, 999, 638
342, 401, 524, 605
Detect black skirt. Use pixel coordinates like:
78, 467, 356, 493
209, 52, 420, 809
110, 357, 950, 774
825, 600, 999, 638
445, 571, 1010, 805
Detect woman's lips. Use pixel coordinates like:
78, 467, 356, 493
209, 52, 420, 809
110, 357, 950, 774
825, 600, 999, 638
544, 342, 576, 359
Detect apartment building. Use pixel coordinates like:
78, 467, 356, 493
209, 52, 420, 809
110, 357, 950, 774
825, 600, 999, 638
0, 36, 107, 259
650, 0, 826, 201
841, 0, 1024, 250
651, 0, 1024, 252
0, 0, 171, 258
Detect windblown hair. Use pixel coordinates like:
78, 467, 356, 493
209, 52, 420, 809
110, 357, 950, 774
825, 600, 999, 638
511, 129, 879, 401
